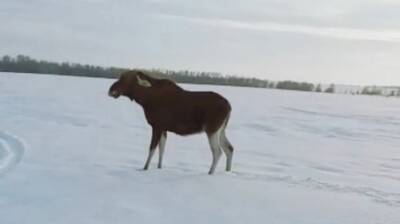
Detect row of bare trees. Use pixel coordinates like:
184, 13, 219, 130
2, 54, 398, 96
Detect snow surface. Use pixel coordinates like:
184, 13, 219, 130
1, 72, 399, 224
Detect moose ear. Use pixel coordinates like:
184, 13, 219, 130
136, 75, 152, 88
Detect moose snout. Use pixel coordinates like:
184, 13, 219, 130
108, 90, 120, 98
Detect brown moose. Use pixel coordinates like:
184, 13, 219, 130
108, 70, 234, 174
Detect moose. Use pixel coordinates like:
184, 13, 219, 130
108, 70, 234, 174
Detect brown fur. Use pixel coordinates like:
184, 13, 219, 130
108, 70, 233, 174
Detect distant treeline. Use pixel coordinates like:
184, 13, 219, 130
3, 54, 381, 95
361, 86, 400, 97
276, 81, 314, 92
162, 70, 270, 88
1, 55, 324, 92
0, 55, 276, 88
0, 55, 124, 79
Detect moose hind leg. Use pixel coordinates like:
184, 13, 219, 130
207, 130, 222, 175
220, 129, 234, 172
157, 131, 167, 169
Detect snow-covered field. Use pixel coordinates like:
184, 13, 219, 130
1, 72, 399, 224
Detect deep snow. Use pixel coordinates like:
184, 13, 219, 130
0, 72, 399, 224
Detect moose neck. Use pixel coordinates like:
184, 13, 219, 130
127, 87, 151, 106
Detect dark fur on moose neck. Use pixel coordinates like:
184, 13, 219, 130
125, 85, 151, 106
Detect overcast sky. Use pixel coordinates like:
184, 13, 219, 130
2, 0, 400, 85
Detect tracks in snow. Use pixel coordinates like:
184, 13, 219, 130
0, 131, 25, 176
230, 171, 400, 208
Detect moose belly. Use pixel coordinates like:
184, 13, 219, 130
169, 122, 203, 136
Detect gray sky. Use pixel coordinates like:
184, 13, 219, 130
2, 0, 400, 85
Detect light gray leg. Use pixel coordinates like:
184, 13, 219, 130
220, 130, 233, 172
158, 132, 167, 169
207, 131, 222, 175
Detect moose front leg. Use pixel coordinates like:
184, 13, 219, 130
143, 128, 162, 170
